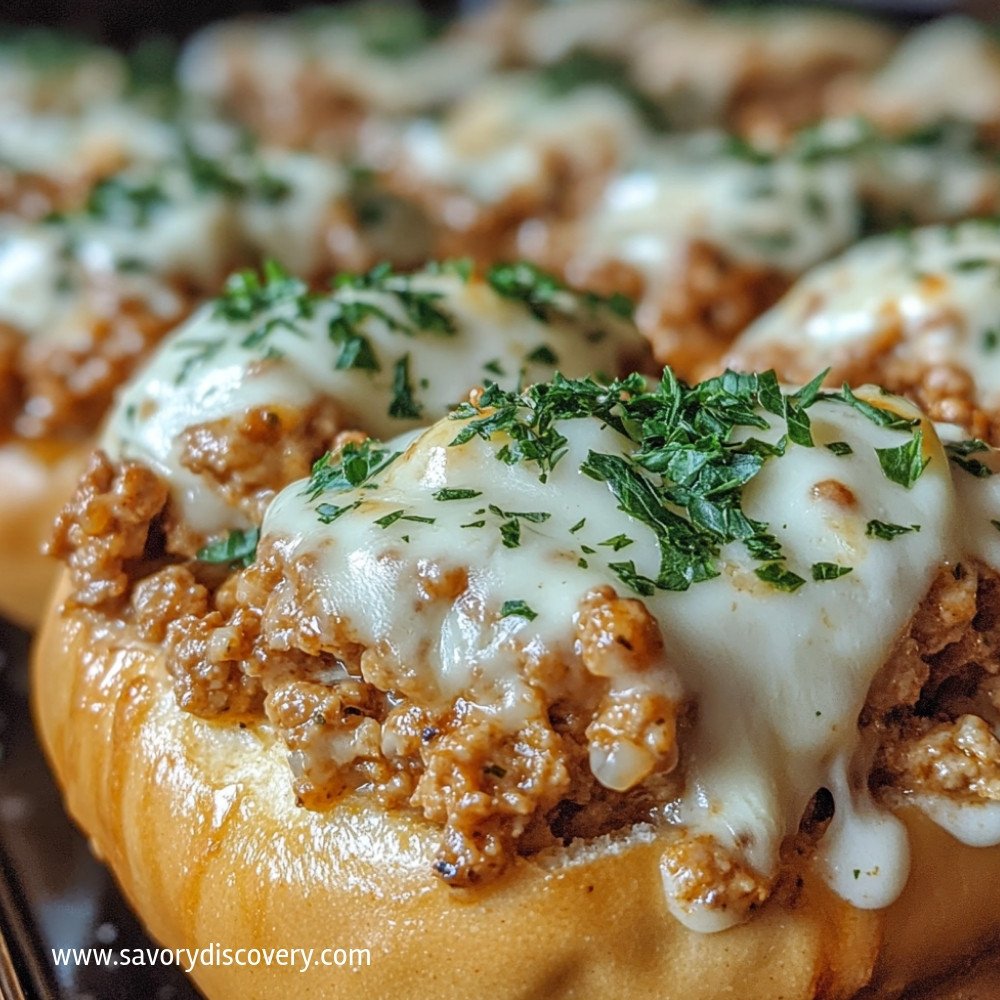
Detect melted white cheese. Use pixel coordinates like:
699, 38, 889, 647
0, 147, 355, 345
103, 269, 645, 534
179, 9, 499, 119
0, 105, 175, 179
383, 76, 644, 207
0, 38, 126, 114
858, 18, 1000, 129
260, 384, 978, 930
630, 9, 891, 126
729, 221, 1000, 411
518, 0, 671, 65
569, 131, 860, 286
0, 222, 185, 348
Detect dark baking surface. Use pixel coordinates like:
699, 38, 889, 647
0, 619, 202, 1000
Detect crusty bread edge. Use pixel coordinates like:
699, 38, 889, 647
30, 573, 1000, 1000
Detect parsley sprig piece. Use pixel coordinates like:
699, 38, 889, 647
875, 430, 929, 489
214, 260, 315, 327
197, 528, 259, 567
304, 440, 401, 502
539, 48, 670, 132
945, 439, 995, 478
450, 368, 833, 593
487, 262, 633, 323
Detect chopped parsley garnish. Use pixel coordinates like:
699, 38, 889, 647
374, 509, 436, 528
500, 600, 538, 622
433, 488, 482, 501
86, 176, 168, 227
834, 384, 919, 431
983, 328, 999, 353
866, 520, 921, 540
327, 301, 384, 371
811, 562, 853, 581
196, 528, 259, 567
487, 261, 633, 324
335, 263, 457, 337
316, 501, 359, 524
754, 562, 806, 592
449, 368, 853, 594
483, 359, 505, 376
569, 518, 586, 534
182, 143, 291, 203
214, 260, 315, 331
526, 344, 559, 366
304, 440, 401, 501
945, 439, 994, 478
539, 48, 670, 132
607, 560, 657, 597
599, 534, 634, 551
173, 337, 225, 386
826, 441, 853, 456
875, 430, 929, 489
388, 353, 422, 419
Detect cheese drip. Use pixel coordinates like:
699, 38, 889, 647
729, 220, 1000, 412
257, 375, 992, 931
104, 266, 645, 535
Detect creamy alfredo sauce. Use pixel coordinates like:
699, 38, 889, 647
104, 265, 645, 536
731, 221, 1000, 410
257, 370, 1000, 931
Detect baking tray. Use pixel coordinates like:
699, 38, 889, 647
0, 618, 202, 1000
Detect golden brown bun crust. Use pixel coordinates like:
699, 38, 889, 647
0, 442, 87, 628
31, 573, 1000, 1000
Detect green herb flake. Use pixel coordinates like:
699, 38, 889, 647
826, 441, 853, 456
866, 520, 921, 540
433, 488, 483, 501
304, 440, 400, 500
388, 353, 422, 419
598, 534, 634, 551
811, 562, 853, 581
754, 562, 807, 592
525, 344, 559, 366
196, 528, 259, 567
945, 439, 994, 478
316, 501, 359, 524
500, 600, 538, 621
375, 509, 436, 528
875, 430, 929, 489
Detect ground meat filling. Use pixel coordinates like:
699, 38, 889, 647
5, 293, 189, 442
567, 241, 791, 381
866, 563, 1000, 807
51, 436, 1000, 893
179, 401, 355, 526
48, 450, 170, 608
731, 340, 1000, 445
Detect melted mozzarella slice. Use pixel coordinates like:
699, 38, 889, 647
104, 268, 645, 534
728, 221, 1000, 412
262, 379, 972, 930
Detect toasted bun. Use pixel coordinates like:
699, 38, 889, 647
0, 442, 87, 628
32, 573, 1000, 1000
